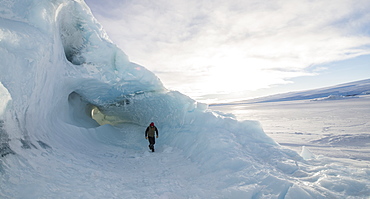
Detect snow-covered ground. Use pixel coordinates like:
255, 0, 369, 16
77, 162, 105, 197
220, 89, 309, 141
1, 0, 369, 198
211, 95, 370, 161
210, 85, 370, 198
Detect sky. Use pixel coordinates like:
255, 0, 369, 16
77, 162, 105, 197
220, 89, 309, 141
84, 0, 370, 103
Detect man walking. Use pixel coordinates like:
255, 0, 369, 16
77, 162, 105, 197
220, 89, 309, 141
145, 122, 158, 152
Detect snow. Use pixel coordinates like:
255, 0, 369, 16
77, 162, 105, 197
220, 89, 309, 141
0, 0, 369, 198
211, 93, 370, 198
230, 78, 370, 104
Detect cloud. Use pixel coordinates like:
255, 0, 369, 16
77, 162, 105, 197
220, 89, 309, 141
85, 0, 370, 102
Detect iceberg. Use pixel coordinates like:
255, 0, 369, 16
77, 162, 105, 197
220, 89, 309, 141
0, 0, 368, 198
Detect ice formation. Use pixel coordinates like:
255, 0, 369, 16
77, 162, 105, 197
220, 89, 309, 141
0, 0, 368, 198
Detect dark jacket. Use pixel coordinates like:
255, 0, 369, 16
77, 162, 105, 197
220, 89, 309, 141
145, 126, 158, 137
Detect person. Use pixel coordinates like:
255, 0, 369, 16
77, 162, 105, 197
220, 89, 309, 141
145, 122, 158, 152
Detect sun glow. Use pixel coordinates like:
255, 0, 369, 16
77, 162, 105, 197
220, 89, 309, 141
85, 0, 370, 103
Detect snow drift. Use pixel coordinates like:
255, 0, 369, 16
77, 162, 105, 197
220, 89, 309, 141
0, 0, 369, 198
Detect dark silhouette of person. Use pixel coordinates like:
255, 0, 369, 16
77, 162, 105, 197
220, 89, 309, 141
145, 122, 158, 152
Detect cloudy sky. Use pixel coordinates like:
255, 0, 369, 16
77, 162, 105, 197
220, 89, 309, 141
84, 0, 370, 103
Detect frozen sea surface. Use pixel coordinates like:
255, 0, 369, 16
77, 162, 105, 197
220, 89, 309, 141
210, 95, 370, 161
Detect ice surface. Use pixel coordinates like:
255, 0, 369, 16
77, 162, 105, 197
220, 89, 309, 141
212, 95, 370, 198
0, 83, 11, 117
0, 0, 369, 198
300, 146, 315, 160
211, 95, 370, 160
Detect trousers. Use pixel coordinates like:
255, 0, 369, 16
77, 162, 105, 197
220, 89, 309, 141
148, 136, 155, 147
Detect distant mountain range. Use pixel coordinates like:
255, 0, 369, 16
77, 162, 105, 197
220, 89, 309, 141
216, 78, 370, 105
